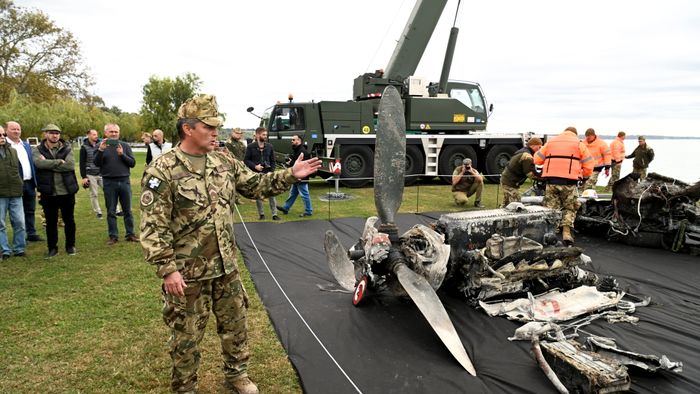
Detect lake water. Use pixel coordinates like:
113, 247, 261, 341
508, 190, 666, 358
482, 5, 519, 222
593, 138, 699, 185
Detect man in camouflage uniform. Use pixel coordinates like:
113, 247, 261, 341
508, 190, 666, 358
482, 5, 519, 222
499, 137, 543, 207
626, 135, 654, 180
140, 94, 321, 394
225, 128, 247, 204
225, 128, 247, 161
451, 158, 484, 208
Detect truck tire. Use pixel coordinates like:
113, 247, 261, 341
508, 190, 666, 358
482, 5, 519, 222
340, 145, 373, 188
438, 145, 477, 184
404, 145, 425, 186
484, 145, 519, 183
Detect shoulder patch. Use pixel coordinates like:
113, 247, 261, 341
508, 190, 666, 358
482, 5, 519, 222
140, 189, 156, 207
147, 177, 162, 190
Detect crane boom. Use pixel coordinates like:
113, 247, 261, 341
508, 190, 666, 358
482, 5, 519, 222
384, 0, 449, 82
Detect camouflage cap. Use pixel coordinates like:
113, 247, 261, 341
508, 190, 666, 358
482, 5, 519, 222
462, 158, 472, 166
638, 135, 646, 141
41, 123, 62, 132
177, 94, 224, 127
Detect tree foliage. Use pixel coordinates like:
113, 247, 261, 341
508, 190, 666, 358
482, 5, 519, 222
0, 90, 142, 141
0, 0, 93, 104
140, 73, 202, 142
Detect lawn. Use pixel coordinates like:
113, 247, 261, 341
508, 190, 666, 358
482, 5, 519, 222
0, 151, 511, 393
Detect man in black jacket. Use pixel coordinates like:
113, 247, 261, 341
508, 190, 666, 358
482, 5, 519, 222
94, 123, 137, 244
244, 127, 280, 220
278, 134, 313, 217
32, 124, 78, 258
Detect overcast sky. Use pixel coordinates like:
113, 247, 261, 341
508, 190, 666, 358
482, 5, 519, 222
17, 0, 700, 136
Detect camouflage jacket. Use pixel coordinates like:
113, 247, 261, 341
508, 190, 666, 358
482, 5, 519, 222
501, 147, 537, 188
225, 137, 246, 161
140, 146, 297, 281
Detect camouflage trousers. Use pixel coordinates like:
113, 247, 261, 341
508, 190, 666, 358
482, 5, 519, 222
500, 184, 521, 207
633, 166, 647, 180
453, 181, 483, 206
543, 184, 578, 228
605, 162, 622, 190
162, 270, 250, 393
582, 170, 600, 191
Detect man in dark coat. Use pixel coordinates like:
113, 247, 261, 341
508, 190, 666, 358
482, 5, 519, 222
32, 124, 79, 258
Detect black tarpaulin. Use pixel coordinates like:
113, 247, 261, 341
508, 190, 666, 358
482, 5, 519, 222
235, 213, 699, 394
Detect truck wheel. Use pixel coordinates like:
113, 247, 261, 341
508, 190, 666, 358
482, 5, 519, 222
484, 145, 519, 183
340, 145, 373, 188
404, 145, 424, 186
438, 145, 477, 184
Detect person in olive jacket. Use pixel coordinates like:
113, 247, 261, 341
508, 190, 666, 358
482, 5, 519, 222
33, 124, 79, 258
0, 126, 26, 260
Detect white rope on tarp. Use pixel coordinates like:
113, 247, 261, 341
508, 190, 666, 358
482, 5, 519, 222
234, 204, 363, 394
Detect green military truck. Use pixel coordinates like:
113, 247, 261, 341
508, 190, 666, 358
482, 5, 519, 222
251, 0, 537, 187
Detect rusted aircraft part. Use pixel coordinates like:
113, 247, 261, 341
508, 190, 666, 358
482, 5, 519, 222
374, 85, 406, 232
586, 336, 683, 374
560, 172, 700, 254
540, 340, 631, 393
452, 237, 598, 303
435, 205, 561, 269
324, 230, 357, 292
394, 262, 477, 376
399, 224, 450, 290
532, 338, 570, 394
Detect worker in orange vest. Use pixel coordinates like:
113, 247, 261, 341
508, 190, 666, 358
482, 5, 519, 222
581, 128, 611, 191
534, 127, 594, 245
604, 131, 626, 192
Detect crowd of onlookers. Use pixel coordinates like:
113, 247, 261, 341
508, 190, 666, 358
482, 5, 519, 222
0, 120, 320, 260
0, 121, 167, 259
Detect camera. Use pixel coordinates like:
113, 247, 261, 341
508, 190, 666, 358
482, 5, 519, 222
106, 139, 119, 146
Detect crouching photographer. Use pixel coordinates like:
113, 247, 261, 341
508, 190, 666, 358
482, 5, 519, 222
244, 127, 281, 220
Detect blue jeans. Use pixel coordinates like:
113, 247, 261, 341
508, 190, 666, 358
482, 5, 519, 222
103, 177, 134, 239
0, 197, 26, 255
282, 182, 312, 215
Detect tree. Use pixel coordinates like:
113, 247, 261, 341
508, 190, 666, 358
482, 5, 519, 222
0, 1, 93, 104
0, 91, 143, 142
140, 73, 202, 143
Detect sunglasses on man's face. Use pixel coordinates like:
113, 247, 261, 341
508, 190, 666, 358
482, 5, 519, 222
0, 133, 6, 137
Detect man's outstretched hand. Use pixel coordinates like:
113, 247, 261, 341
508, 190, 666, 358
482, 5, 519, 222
291, 153, 322, 180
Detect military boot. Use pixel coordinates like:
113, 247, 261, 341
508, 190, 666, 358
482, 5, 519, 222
224, 376, 259, 394
562, 225, 574, 246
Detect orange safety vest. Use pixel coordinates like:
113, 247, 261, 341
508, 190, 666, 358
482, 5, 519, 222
583, 136, 611, 168
610, 137, 625, 163
534, 132, 594, 180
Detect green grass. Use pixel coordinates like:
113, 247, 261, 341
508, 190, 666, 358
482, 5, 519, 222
0, 152, 509, 392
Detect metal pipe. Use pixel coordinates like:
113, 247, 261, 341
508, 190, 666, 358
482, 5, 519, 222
438, 27, 459, 93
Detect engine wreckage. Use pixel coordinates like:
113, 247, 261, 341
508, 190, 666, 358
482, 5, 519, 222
323, 87, 683, 392
575, 172, 700, 255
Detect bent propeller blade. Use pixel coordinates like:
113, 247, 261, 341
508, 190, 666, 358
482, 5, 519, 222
395, 263, 477, 375
374, 85, 406, 226
324, 230, 357, 291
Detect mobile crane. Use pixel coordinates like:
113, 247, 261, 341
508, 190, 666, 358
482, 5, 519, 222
249, 0, 536, 187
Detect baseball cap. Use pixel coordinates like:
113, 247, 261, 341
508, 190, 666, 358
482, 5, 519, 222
462, 158, 472, 166
177, 94, 224, 127
638, 135, 645, 141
